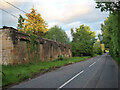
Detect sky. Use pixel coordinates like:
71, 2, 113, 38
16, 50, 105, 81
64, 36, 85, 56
0, 0, 109, 40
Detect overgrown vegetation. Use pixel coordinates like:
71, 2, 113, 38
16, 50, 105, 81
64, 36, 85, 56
17, 8, 48, 36
44, 25, 70, 44
26, 34, 40, 62
17, 8, 48, 62
95, 1, 120, 63
93, 40, 103, 55
70, 25, 96, 57
101, 14, 120, 58
2, 56, 90, 87
57, 54, 64, 61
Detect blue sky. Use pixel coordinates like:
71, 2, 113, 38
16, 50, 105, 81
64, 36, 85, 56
0, 0, 109, 40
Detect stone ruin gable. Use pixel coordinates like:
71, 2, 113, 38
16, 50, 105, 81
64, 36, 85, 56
0, 28, 3, 65
0, 26, 14, 65
0, 26, 30, 65
58, 43, 72, 58
0, 26, 72, 65
42, 39, 72, 59
41, 38, 58, 61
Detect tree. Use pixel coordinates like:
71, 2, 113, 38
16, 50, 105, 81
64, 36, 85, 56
101, 14, 120, 57
95, 1, 120, 58
17, 8, 48, 62
44, 25, 70, 44
98, 34, 103, 44
71, 25, 95, 56
17, 8, 48, 36
93, 40, 102, 55
17, 15, 25, 30
95, 1, 120, 13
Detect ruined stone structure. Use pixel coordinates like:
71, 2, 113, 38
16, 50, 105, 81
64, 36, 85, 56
0, 26, 72, 65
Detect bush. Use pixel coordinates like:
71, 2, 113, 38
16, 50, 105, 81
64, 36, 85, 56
57, 55, 64, 61
93, 40, 103, 55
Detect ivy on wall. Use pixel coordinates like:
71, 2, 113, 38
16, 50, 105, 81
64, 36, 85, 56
26, 34, 39, 62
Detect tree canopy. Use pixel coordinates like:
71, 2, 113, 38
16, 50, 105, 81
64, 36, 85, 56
95, 1, 120, 57
101, 14, 120, 57
95, 1, 120, 13
17, 8, 48, 36
70, 25, 96, 56
93, 40, 102, 55
44, 25, 70, 44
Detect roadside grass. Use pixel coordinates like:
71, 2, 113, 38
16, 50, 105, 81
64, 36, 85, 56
2, 56, 91, 87
93, 54, 100, 57
113, 57, 120, 66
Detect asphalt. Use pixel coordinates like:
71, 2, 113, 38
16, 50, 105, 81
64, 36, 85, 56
11, 53, 119, 89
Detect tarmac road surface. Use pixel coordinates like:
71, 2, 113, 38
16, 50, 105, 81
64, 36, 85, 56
11, 53, 119, 89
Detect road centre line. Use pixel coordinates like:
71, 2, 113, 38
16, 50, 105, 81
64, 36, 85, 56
57, 56, 103, 89
89, 62, 96, 67
57, 70, 84, 89
97, 56, 103, 61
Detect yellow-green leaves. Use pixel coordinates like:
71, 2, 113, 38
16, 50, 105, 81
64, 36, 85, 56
17, 8, 48, 36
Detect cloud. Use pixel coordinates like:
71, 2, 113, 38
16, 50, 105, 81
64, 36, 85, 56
36, 0, 92, 24
0, 0, 108, 40
47, 22, 59, 29
1, 11, 18, 28
0, 0, 23, 10
95, 30, 102, 39
65, 21, 81, 29
0, 0, 33, 28
95, 30, 102, 36
65, 30, 72, 41
35, 0, 108, 27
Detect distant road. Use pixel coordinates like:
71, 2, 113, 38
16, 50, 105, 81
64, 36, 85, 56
11, 53, 119, 89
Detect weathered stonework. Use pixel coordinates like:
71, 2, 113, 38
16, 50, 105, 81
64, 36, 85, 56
0, 26, 72, 65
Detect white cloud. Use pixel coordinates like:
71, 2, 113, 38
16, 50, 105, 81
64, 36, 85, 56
36, 1, 92, 24
47, 22, 59, 29
0, 0, 108, 40
65, 21, 81, 29
0, 0, 23, 10
95, 30, 102, 36
65, 30, 71, 38
65, 30, 72, 41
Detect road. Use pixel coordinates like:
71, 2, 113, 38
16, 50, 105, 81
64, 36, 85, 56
11, 53, 119, 89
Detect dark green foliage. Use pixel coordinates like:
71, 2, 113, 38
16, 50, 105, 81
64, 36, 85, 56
98, 34, 103, 44
93, 40, 102, 55
70, 25, 96, 56
96, 1, 120, 61
101, 13, 120, 57
17, 15, 25, 30
112, 57, 120, 65
95, 1, 120, 13
26, 34, 39, 62
57, 55, 64, 61
44, 25, 70, 44
29, 34, 37, 53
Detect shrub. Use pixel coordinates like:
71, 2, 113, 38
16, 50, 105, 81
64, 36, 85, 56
57, 55, 64, 61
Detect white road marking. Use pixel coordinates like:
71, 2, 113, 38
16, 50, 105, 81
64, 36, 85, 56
89, 62, 96, 67
57, 56, 102, 90
57, 70, 84, 89
97, 56, 103, 61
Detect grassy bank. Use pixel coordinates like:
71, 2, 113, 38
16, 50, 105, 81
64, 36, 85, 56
112, 56, 120, 66
2, 56, 91, 87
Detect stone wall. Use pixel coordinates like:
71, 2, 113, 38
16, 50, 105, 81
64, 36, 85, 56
0, 26, 72, 65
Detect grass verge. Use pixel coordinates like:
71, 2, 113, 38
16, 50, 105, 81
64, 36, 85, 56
112, 56, 120, 66
2, 56, 90, 87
